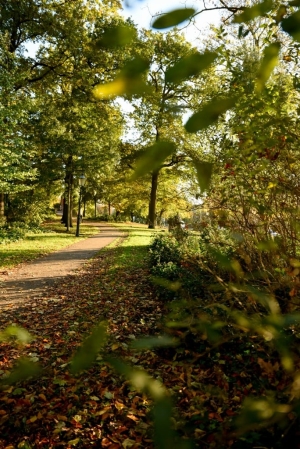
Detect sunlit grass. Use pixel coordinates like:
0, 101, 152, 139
105, 222, 162, 270
0, 221, 100, 269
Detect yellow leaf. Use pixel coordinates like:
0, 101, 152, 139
127, 414, 139, 421
39, 393, 47, 402
115, 400, 125, 410
68, 438, 80, 446
29, 415, 38, 423
93, 79, 126, 100
122, 438, 136, 449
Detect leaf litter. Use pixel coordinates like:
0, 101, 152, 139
0, 243, 297, 448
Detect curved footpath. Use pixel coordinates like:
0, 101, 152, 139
0, 223, 123, 309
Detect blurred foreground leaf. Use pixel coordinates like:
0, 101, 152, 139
153, 398, 174, 449
256, 42, 280, 92
132, 141, 176, 179
0, 325, 33, 345
131, 335, 179, 350
257, 238, 278, 251
235, 396, 291, 433
151, 276, 181, 291
106, 357, 166, 400
185, 97, 236, 133
93, 56, 149, 99
96, 24, 136, 48
233, 0, 273, 23
106, 357, 175, 449
165, 51, 217, 84
2, 357, 41, 385
192, 160, 213, 192
70, 322, 106, 374
282, 10, 300, 42
152, 8, 195, 29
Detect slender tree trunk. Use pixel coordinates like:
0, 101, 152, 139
108, 201, 111, 215
157, 208, 165, 226
62, 198, 68, 225
0, 193, 5, 221
148, 170, 159, 229
64, 155, 73, 231
69, 181, 73, 228
67, 181, 71, 231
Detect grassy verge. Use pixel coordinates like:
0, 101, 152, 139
108, 222, 162, 269
0, 219, 100, 269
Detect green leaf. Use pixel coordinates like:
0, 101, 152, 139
192, 160, 213, 192
96, 25, 136, 48
70, 322, 106, 374
289, 0, 300, 6
235, 396, 291, 431
153, 398, 174, 449
0, 325, 33, 344
131, 335, 178, 350
282, 10, 300, 42
257, 238, 278, 251
256, 42, 280, 92
2, 357, 41, 385
132, 141, 176, 179
151, 276, 181, 292
106, 357, 166, 400
185, 96, 236, 133
68, 438, 80, 447
152, 8, 196, 29
165, 51, 217, 84
274, 5, 287, 23
233, 0, 273, 23
93, 56, 149, 99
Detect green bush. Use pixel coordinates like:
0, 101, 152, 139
95, 214, 114, 222
0, 223, 26, 244
149, 232, 182, 267
149, 231, 209, 301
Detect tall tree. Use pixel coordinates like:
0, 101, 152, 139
128, 30, 213, 228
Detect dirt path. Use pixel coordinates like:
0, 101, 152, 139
0, 223, 123, 309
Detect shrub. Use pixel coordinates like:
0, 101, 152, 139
0, 223, 26, 244
149, 232, 181, 267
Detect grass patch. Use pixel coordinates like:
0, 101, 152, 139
107, 222, 162, 270
0, 220, 100, 269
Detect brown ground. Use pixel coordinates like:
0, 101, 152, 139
0, 223, 123, 309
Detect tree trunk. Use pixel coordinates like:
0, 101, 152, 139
108, 201, 111, 216
0, 193, 5, 221
148, 170, 159, 229
69, 181, 73, 228
157, 208, 165, 226
66, 182, 71, 231
94, 198, 97, 218
62, 199, 68, 225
